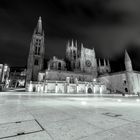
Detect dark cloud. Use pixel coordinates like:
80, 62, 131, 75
0, 0, 140, 71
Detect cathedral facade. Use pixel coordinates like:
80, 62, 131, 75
40, 39, 111, 83
47, 40, 110, 77
26, 17, 110, 83
26, 17, 140, 95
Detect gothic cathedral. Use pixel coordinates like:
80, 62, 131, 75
26, 17, 45, 82
27, 17, 111, 83
26, 17, 140, 95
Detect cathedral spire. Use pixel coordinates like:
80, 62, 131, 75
67, 40, 70, 49
125, 50, 133, 72
104, 59, 106, 67
125, 50, 131, 62
92, 48, 96, 57
107, 59, 110, 66
36, 16, 42, 34
75, 40, 78, 48
71, 39, 74, 48
81, 43, 84, 49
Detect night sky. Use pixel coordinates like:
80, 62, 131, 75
1, 0, 140, 71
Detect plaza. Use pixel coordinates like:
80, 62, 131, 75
0, 92, 140, 140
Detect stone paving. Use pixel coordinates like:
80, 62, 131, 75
0, 92, 140, 140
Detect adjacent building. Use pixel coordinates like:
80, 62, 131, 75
9, 67, 26, 88
99, 51, 140, 95
0, 64, 10, 89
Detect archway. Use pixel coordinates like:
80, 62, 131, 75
33, 87, 36, 92
88, 88, 93, 94
58, 62, 61, 70
125, 88, 128, 93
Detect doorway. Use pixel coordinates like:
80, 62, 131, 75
125, 88, 128, 93
88, 88, 93, 94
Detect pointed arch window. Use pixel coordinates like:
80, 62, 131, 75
73, 51, 76, 59
58, 62, 61, 70
34, 46, 40, 55
38, 47, 40, 55
35, 46, 38, 55
38, 40, 41, 46
34, 59, 39, 65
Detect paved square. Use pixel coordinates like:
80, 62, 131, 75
0, 92, 140, 140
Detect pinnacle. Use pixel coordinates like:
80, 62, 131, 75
125, 50, 131, 62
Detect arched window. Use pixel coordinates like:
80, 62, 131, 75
125, 88, 128, 92
73, 51, 76, 59
34, 59, 38, 65
35, 46, 40, 55
38, 47, 40, 55
124, 80, 127, 84
38, 40, 41, 45
35, 46, 38, 55
58, 62, 61, 70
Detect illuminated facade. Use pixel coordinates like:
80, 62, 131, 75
26, 17, 140, 95
26, 17, 109, 94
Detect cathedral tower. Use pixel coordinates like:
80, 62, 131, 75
66, 40, 78, 71
26, 17, 45, 82
80, 44, 97, 77
124, 50, 134, 94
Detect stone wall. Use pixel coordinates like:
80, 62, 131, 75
99, 71, 140, 95
130, 71, 140, 94
26, 80, 107, 94
99, 72, 126, 94
39, 70, 97, 82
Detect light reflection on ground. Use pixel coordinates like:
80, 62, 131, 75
0, 92, 140, 140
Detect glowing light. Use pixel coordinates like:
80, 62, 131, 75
136, 99, 140, 102
4, 65, 8, 72
100, 86, 103, 94
117, 99, 122, 102
28, 84, 33, 92
81, 101, 87, 105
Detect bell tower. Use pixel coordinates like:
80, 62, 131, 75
26, 16, 45, 82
